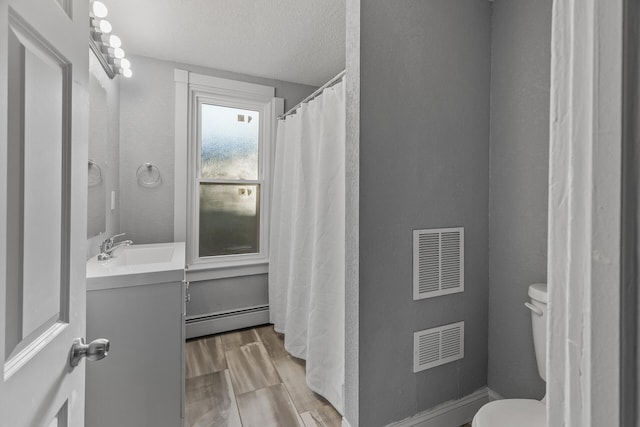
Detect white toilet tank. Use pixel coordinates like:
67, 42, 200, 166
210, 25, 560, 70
471, 283, 549, 427
527, 283, 547, 382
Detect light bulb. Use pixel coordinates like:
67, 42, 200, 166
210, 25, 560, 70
93, 32, 108, 44
98, 19, 112, 33
92, 18, 112, 34
119, 58, 131, 69
91, 1, 108, 18
113, 47, 125, 59
108, 34, 122, 48
122, 68, 133, 78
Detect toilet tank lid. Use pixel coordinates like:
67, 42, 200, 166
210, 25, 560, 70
528, 283, 547, 303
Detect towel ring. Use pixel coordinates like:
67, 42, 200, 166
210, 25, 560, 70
88, 159, 103, 186
136, 162, 161, 187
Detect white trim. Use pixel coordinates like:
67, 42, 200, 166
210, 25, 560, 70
173, 70, 284, 274
385, 388, 489, 427
174, 69, 189, 242
487, 388, 503, 402
342, 418, 352, 427
174, 69, 189, 83
185, 262, 268, 282
547, 0, 623, 425
4, 321, 67, 380
188, 73, 274, 98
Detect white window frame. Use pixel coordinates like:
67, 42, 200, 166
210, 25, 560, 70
174, 70, 283, 278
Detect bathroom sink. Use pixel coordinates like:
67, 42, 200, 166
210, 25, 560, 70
87, 242, 185, 290
110, 245, 175, 266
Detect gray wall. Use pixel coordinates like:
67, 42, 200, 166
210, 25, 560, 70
118, 55, 317, 245
487, 0, 552, 399
622, 0, 640, 423
359, 1, 491, 425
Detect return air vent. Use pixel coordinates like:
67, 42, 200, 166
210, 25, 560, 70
413, 227, 464, 300
413, 321, 465, 372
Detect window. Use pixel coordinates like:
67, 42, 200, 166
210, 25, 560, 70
198, 104, 261, 257
174, 71, 283, 274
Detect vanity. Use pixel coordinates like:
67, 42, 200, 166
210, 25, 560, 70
85, 242, 186, 427
85, 47, 186, 427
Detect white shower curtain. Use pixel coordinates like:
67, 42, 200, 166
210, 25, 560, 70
269, 79, 345, 413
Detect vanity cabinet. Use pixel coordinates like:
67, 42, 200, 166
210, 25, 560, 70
85, 242, 185, 427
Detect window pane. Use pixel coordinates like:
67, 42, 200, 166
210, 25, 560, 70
201, 104, 259, 180
199, 184, 259, 257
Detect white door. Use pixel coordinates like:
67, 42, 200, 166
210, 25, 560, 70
0, 0, 90, 425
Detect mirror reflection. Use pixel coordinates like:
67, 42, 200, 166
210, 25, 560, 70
87, 68, 107, 238
86, 51, 120, 249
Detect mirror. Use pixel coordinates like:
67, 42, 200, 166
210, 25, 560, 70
87, 66, 107, 237
87, 50, 120, 246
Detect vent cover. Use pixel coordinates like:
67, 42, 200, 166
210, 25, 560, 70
413, 321, 465, 372
413, 227, 464, 300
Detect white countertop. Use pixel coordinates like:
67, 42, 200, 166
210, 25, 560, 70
87, 242, 185, 291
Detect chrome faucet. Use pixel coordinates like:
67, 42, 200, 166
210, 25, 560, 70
98, 233, 133, 261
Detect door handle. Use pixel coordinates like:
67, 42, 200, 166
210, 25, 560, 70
70, 337, 110, 367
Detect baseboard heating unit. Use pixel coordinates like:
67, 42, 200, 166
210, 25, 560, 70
185, 305, 269, 339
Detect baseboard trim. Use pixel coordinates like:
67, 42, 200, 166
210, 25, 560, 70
385, 387, 491, 427
185, 306, 269, 339
487, 388, 503, 401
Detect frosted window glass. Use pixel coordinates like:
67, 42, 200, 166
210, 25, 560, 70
199, 184, 259, 257
201, 104, 259, 180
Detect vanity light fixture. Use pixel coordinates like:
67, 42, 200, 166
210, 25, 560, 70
112, 47, 125, 59
101, 46, 116, 57
89, 0, 133, 79
107, 34, 121, 48
91, 1, 108, 18
116, 58, 131, 69
91, 18, 112, 34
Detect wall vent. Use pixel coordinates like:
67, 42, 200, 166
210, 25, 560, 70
413, 227, 464, 300
413, 321, 465, 372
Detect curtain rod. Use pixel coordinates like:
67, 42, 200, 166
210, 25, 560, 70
278, 69, 346, 120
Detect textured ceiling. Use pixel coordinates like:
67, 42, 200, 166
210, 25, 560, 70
104, 0, 346, 86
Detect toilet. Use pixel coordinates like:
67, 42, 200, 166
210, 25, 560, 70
472, 283, 547, 427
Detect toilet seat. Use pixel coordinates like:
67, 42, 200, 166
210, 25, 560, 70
472, 399, 545, 427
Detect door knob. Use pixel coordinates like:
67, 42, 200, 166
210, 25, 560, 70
70, 337, 110, 367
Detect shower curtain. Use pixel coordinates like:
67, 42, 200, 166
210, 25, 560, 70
269, 79, 345, 413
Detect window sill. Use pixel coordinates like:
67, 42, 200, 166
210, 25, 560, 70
185, 260, 269, 282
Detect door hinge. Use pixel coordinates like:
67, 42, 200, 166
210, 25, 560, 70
183, 280, 191, 303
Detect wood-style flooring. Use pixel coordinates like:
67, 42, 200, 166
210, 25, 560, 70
185, 325, 342, 427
